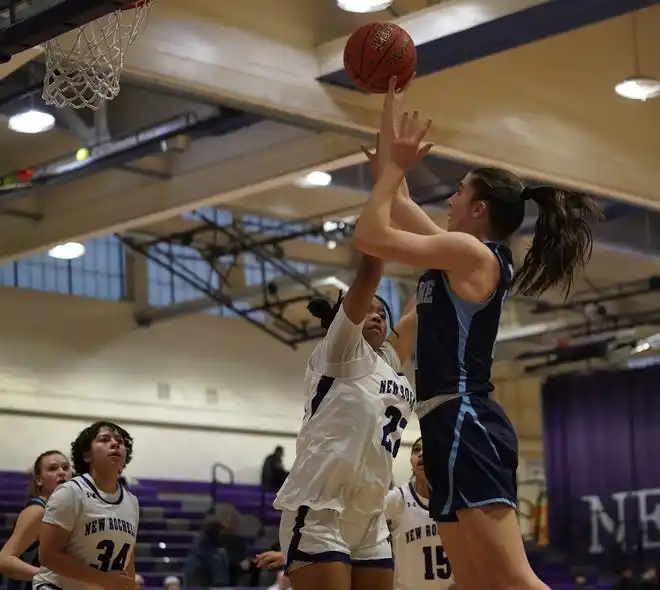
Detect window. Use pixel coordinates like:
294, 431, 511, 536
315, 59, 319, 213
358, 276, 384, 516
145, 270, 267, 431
181, 207, 232, 225
0, 235, 124, 300
147, 243, 220, 308
378, 278, 401, 325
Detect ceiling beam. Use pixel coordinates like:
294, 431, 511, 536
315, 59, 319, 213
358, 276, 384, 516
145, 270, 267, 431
0, 132, 365, 263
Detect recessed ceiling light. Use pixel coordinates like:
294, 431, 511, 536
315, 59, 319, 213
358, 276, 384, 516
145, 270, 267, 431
48, 242, 86, 260
614, 76, 660, 101
336, 0, 392, 13
8, 109, 55, 134
296, 171, 332, 188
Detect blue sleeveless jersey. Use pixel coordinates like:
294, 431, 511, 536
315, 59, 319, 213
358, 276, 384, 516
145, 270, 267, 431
415, 242, 513, 401
6, 497, 46, 590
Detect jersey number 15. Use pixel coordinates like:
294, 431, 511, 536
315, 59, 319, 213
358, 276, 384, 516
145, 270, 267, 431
381, 406, 407, 458
423, 545, 452, 580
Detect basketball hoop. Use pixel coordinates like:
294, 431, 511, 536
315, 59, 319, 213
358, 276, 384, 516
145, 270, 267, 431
41, 0, 156, 110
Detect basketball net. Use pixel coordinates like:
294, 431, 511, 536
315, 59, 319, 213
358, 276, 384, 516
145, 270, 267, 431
42, 0, 156, 111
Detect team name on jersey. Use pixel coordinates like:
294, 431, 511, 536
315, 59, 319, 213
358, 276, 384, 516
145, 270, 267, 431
84, 517, 137, 538
379, 378, 415, 411
417, 279, 435, 305
405, 522, 439, 544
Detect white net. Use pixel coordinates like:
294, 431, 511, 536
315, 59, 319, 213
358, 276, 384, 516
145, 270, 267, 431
42, 0, 155, 110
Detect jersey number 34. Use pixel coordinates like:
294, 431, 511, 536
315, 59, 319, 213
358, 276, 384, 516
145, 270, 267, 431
381, 406, 407, 457
92, 540, 131, 572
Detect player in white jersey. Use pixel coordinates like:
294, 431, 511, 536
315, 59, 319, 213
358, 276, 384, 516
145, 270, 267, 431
34, 421, 139, 590
274, 253, 417, 590
386, 437, 454, 590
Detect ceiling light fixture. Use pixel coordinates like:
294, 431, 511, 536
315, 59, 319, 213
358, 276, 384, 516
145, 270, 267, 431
614, 76, 660, 101
296, 170, 332, 188
336, 0, 392, 13
615, 13, 660, 102
8, 109, 55, 134
48, 242, 86, 260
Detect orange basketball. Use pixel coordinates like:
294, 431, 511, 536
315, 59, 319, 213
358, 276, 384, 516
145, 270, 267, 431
343, 23, 417, 94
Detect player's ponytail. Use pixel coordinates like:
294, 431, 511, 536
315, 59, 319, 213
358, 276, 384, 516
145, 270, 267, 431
307, 292, 344, 330
515, 186, 602, 297
470, 167, 603, 299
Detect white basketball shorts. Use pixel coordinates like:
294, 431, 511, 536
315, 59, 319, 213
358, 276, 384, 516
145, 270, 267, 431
279, 504, 392, 573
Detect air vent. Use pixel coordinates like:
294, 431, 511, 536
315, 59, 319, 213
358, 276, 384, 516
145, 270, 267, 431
157, 382, 171, 401
205, 387, 219, 405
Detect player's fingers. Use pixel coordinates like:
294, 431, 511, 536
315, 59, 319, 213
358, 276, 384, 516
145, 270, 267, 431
414, 117, 433, 142
400, 73, 416, 95
418, 143, 434, 158
388, 75, 397, 97
399, 111, 410, 137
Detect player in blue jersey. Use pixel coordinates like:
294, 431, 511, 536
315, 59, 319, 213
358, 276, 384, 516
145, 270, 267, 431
0, 450, 72, 590
354, 77, 602, 590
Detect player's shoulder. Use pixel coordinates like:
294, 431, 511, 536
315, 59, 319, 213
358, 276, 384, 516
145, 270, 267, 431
56, 478, 85, 494
122, 486, 140, 508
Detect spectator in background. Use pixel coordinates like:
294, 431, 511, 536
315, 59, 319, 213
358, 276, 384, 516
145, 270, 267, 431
134, 574, 144, 590
641, 567, 659, 590
616, 567, 640, 590
261, 446, 287, 493
216, 509, 250, 586
182, 520, 229, 587
163, 576, 181, 590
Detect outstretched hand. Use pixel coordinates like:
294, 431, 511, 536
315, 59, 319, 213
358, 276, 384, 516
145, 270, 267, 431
390, 110, 433, 171
361, 76, 431, 175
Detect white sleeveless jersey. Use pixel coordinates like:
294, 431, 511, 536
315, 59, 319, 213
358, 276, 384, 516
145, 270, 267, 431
275, 304, 415, 517
34, 475, 140, 590
386, 483, 454, 590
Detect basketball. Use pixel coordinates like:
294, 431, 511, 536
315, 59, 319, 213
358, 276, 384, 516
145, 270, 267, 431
343, 23, 417, 94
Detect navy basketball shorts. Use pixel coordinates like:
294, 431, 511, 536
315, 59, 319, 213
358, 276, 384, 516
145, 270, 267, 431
419, 392, 518, 522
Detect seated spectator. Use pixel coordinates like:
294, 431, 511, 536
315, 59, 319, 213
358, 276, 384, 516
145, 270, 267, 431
216, 509, 250, 586
617, 567, 640, 590
182, 521, 230, 587
642, 567, 659, 590
163, 576, 181, 590
261, 446, 288, 493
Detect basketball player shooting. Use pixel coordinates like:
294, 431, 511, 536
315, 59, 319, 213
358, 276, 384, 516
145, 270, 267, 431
353, 77, 601, 590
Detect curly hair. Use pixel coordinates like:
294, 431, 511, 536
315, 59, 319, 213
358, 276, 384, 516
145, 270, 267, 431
71, 420, 134, 475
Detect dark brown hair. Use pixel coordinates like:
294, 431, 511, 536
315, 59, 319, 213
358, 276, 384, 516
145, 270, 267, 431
71, 420, 134, 475
307, 292, 397, 335
469, 167, 603, 297
28, 450, 66, 498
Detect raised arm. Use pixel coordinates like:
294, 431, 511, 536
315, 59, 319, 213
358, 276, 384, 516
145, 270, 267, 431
310, 254, 384, 371
388, 296, 417, 364
355, 160, 486, 272
362, 76, 443, 238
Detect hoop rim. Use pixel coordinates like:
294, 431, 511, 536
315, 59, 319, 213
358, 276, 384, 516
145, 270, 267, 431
121, 0, 151, 10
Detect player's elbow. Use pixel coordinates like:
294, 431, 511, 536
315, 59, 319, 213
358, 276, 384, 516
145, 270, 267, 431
38, 543, 61, 572
353, 225, 389, 257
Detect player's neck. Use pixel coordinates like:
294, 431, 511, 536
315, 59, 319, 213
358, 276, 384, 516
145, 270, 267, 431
88, 469, 119, 494
414, 478, 429, 499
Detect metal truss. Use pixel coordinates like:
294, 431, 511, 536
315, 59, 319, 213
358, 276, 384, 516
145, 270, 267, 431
116, 212, 346, 348
531, 276, 660, 315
